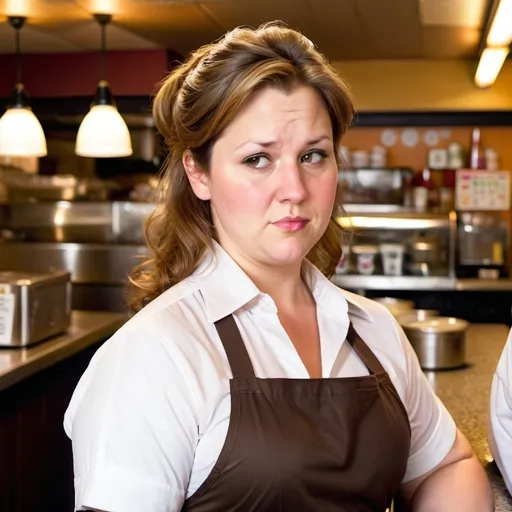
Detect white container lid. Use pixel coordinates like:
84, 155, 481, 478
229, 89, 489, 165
352, 245, 379, 255
379, 244, 405, 252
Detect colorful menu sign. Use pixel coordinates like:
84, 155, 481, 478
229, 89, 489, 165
455, 170, 510, 211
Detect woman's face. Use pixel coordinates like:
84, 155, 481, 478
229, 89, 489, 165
187, 85, 339, 271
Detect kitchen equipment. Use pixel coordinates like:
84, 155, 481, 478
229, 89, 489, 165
396, 309, 440, 325
406, 262, 431, 276
352, 245, 379, 275
0, 201, 154, 244
0, 173, 118, 202
379, 244, 404, 276
409, 236, 440, 265
457, 211, 509, 278
0, 270, 71, 346
337, 168, 414, 206
374, 297, 414, 317
401, 317, 469, 370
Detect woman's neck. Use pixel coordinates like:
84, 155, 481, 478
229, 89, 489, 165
220, 244, 314, 312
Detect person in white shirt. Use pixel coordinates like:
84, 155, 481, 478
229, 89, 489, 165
489, 327, 512, 494
64, 21, 492, 512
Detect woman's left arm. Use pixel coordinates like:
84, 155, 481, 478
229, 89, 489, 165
400, 428, 494, 511
385, 309, 493, 511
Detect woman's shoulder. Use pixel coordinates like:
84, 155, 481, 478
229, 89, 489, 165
65, 280, 221, 438
340, 289, 403, 343
340, 289, 410, 374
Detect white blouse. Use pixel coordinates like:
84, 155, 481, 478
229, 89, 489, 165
64, 242, 456, 512
489, 327, 512, 494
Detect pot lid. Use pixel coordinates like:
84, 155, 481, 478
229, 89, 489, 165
402, 317, 469, 333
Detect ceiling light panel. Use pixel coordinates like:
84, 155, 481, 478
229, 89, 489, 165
419, 0, 487, 28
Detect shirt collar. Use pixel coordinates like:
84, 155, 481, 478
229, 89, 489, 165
194, 241, 374, 325
301, 260, 374, 326
194, 242, 261, 323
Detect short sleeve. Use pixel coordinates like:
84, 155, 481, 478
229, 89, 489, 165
489, 328, 512, 494
64, 325, 200, 512
392, 319, 457, 483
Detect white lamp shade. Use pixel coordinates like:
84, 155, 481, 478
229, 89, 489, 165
76, 104, 133, 158
0, 107, 47, 157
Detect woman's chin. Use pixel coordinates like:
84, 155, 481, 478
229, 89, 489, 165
264, 239, 312, 266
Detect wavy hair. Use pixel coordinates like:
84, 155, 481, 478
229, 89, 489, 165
129, 22, 355, 312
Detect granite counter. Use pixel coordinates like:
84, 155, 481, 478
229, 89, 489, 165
427, 324, 512, 511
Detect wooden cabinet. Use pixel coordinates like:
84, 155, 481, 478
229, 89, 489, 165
0, 342, 102, 512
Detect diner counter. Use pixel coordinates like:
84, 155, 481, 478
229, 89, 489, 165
427, 323, 512, 511
0, 311, 510, 508
0, 309, 126, 393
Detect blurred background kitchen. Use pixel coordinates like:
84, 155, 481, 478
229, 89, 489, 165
1, 1, 512, 511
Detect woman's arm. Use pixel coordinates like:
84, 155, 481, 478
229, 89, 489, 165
383, 309, 493, 511
65, 324, 200, 512
400, 429, 493, 511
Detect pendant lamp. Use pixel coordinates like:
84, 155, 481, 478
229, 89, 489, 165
0, 16, 47, 158
75, 13, 133, 158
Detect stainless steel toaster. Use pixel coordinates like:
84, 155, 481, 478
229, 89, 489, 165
0, 270, 71, 347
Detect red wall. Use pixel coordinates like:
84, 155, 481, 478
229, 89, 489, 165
0, 49, 170, 98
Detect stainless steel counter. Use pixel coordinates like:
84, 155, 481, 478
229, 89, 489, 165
0, 310, 126, 392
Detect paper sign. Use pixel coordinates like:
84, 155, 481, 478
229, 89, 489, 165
455, 170, 511, 211
0, 293, 15, 345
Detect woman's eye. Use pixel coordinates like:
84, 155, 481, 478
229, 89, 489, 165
302, 150, 327, 164
243, 155, 271, 169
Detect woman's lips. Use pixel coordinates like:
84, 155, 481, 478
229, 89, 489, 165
272, 217, 310, 232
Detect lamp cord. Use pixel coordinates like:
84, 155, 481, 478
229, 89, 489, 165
100, 21, 106, 81
15, 25, 21, 84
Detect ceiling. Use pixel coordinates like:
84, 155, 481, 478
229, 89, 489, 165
0, 0, 492, 59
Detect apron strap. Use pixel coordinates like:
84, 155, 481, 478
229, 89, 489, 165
214, 314, 256, 379
346, 323, 386, 375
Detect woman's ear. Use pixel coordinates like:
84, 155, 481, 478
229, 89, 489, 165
183, 149, 211, 200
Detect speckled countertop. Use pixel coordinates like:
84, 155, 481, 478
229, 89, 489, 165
426, 324, 511, 511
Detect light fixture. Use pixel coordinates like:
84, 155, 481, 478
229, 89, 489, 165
75, 13, 132, 158
475, 46, 510, 88
487, 0, 512, 46
0, 16, 47, 158
474, 0, 512, 88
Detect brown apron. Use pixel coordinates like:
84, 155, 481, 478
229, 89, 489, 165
183, 316, 411, 511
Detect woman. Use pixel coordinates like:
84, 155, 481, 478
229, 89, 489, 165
65, 22, 493, 512
489, 327, 512, 495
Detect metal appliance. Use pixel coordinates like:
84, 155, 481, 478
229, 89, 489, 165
335, 206, 456, 287
0, 270, 71, 346
400, 317, 469, 370
338, 167, 414, 206
0, 201, 153, 312
457, 212, 509, 278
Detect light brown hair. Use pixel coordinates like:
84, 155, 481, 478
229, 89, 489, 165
129, 22, 355, 312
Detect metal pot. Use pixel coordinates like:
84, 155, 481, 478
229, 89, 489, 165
401, 317, 468, 370
409, 237, 439, 265
374, 297, 414, 317
396, 309, 440, 325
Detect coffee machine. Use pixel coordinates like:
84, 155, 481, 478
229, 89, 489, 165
456, 211, 509, 278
